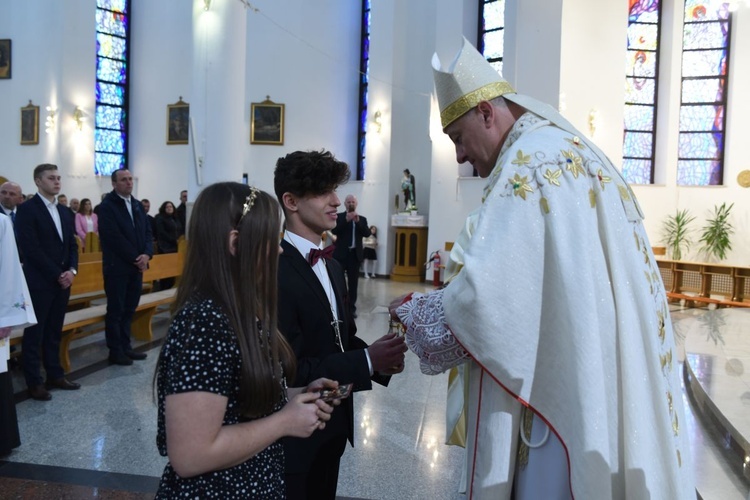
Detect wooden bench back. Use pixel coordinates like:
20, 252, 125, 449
69, 251, 184, 296
144, 252, 184, 282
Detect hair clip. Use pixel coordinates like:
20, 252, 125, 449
238, 186, 259, 225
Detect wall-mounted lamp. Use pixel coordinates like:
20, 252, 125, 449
203, 0, 212, 11
73, 106, 86, 131
588, 109, 600, 138
372, 110, 383, 134
45, 106, 57, 134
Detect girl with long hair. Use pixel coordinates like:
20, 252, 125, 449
155, 182, 337, 498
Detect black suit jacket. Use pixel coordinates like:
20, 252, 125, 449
98, 191, 153, 276
278, 239, 388, 473
331, 212, 371, 262
15, 194, 78, 290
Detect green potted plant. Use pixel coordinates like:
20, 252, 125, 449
699, 202, 734, 262
661, 209, 695, 260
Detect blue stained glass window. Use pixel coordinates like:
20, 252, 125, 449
678, 0, 731, 186
355, 0, 371, 181
622, 0, 661, 185
480, 1, 505, 72
96, 83, 125, 106
97, 33, 127, 60
95, 0, 129, 176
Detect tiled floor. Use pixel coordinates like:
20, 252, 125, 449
1, 278, 748, 499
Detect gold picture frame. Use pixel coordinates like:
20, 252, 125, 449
250, 98, 284, 145
0, 39, 11, 79
167, 97, 189, 145
21, 100, 39, 145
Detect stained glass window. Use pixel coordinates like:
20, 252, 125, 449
355, 0, 371, 181
479, 0, 505, 76
622, 0, 661, 185
95, 0, 129, 176
677, 0, 731, 185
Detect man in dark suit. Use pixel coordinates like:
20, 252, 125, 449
274, 150, 406, 500
175, 190, 187, 236
16, 164, 80, 401
98, 169, 153, 366
331, 194, 370, 317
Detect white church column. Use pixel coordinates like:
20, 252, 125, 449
189, 0, 247, 200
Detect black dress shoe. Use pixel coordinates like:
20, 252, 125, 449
109, 352, 134, 365
46, 378, 81, 390
29, 385, 52, 401
125, 350, 147, 360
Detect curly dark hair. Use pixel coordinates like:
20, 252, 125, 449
273, 150, 350, 213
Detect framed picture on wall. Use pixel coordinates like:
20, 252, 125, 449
167, 97, 189, 145
0, 39, 10, 79
250, 98, 284, 145
20, 101, 39, 145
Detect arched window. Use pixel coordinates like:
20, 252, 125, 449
355, 0, 371, 181
623, 0, 662, 185
95, 0, 130, 176
677, 0, 732, 185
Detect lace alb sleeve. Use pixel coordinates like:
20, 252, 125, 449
396, 290, 470, 375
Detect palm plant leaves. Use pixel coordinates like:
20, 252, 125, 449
699, 203, 734, 261
661, 209, 695, 261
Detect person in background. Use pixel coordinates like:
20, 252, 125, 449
154, 182, 337, 498
141, 198, 157, 245
0, 181, 23, 222
389, 38, 694, 498
0, 213, 37, 455
274, 150, 406, 499
93, 193, 107, 215
57, 194, 74, 216
331, 194, 371, 318
69, 198, 80, 213
16, 164, 80, 401
154, 201, 181, 290
98, 169, 153, 366
74, 198, 98, 243
175, 190, 187, 237
362, 225, 378, 278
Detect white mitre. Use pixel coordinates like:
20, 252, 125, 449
431, 37, 516, 129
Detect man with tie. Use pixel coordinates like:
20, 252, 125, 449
98, 169, 153, 366
15, 164, 80, 401
274, 150, 406, 499
331, 194, 370, 318
0, 181, 23, 224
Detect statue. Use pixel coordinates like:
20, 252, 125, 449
401, 169, 416, 211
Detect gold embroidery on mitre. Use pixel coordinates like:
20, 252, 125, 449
667, 391, 673, 413
677, 449, 682, 467
562, 150, 585, 178
660, 350, 673, 373
589, 189, 596, 208
440, 81, 516, 128
634, 230, 641, 250
543, 168, 562, 186
509, 174, 533, 200
540, 197, 550, 214
618, 184, 631, 201
673, 414, 679, 436
512, 150, 531, 166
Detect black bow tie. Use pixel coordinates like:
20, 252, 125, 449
308, 245, 335, 266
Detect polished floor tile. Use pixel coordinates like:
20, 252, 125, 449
1, 279, 748, 499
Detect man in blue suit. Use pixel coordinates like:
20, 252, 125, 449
98, 169, 153, 366
16, 164, 80, 401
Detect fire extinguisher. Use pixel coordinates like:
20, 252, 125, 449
428, 250, 442, 287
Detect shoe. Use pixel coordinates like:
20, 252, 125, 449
46, 378, 81, 391
29, 385, 52, 401
364, 274, 370, 279
125, 350, 147, 360
109, 352, 134, 366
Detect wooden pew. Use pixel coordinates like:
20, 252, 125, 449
11, 251, 185, 372
656, 257, 750, 309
